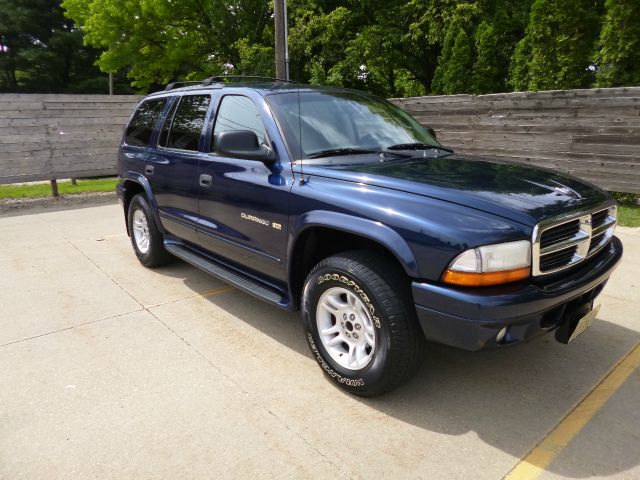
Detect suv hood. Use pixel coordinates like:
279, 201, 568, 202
299, 154, 611, 226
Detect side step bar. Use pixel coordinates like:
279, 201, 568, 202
165, 243, 284, 305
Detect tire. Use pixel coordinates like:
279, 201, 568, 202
302, 250, 425, 396
127, 193, 171, 268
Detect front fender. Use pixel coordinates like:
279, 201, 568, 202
289, 210, 421, 278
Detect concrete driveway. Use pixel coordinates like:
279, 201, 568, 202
1, 201, 639, 479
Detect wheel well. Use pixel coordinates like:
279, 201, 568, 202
121, 180, 145, 235
289, 227, 408, 309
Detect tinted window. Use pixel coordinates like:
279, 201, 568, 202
158, 98, 179, 148
167, 95, 211, 151
267, 91, 438, 159
124, 98, 167, 147
212, 95, 267, 150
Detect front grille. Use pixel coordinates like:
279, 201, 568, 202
533, 205, 617, 276
592, 209, 609, 229
540, 220, 580, 249
540, 246, 577, 271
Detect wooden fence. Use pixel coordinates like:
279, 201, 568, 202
1, 88, 639, 193
0, 94, 141, 185
392, 87, 640, 193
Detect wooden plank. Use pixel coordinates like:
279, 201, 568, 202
0, 93, 141, 102
0, 116, 131, 128
0, 125, 125, 136
0, 101, 138, 111
0, 132, 123, 144
1, 108, 137, 119
0, 140, 118, 154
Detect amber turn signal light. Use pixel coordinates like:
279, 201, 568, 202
442, 266, 530, 287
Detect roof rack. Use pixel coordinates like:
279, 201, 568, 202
201, 75, 294, 85
163, 80, 204, 91
164, 75, 294, 91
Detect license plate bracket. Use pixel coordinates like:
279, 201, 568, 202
556, 304, 601, 344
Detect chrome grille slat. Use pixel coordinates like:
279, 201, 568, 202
591, 217, 616, 236
540, 230, 590, 255
532, 205, 617, 276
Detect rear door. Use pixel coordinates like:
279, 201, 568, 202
195, 93, 292, 282
149, 94, 212, 244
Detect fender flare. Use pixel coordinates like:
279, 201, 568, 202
120, 172, 166, 234
289, 210, 421, 278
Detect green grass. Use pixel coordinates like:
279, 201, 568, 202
612, 192, 640, 228
0, 178, 118, 199
618, 205, 640, 228
1, 178, 639, 228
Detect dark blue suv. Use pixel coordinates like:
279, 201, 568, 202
116, 77, 623, 396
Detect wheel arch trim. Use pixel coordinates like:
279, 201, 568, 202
288, 210, 421, 278
120, 172, 165, 235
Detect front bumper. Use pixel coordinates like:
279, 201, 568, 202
412, 236, 623, 351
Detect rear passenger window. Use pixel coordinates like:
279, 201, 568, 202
158, 98, 179, 148
166, 95, 211, 151
213, 96, 267, 150
124, 98, 167, 147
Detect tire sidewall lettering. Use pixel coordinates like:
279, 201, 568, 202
317, 272, 381, 329
306, 333, 365, 387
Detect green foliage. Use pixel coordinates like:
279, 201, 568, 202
0, 0, 111, 92
509, 37, 532, 91
5, 0, 639, 96
442, 28, 472, 94
509, 0, 603, 91
471, 22, 500, 93
595, 0, 640, 87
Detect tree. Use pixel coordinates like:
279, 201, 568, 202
471, 22, 500, 93
0, 0, 107, 92
63, 0, 274, 90
509, 0, 603, 91
442, 28, 472, 94
595, 0, 640, 87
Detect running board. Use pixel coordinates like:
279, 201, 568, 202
165, 243, 284, 304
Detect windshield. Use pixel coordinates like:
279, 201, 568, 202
266, 90, 439, 160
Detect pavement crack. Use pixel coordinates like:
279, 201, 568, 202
65, 239, 146, 309
265, 407, 350, 477
0, 308, 145, 348
146, 310, 348, 477
146, 308, 250, 396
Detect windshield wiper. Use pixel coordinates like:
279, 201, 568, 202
386, 142, 453, 153
307, 148, 378, 159
307, 147, 414, 160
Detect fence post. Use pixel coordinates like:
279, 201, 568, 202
50, 179, 59, 197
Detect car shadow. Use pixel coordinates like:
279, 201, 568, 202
173, 263, 639, 479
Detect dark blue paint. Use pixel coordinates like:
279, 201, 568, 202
116, 83, 622, 351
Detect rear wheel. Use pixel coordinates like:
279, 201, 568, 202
127, 194, 171, 267
302, 251, 425, 396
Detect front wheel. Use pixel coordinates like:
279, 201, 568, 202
302, 251, 425, 396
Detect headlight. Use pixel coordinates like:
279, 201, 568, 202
442, 240, 531, 287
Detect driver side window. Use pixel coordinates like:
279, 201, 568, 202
212, 95, 267, 151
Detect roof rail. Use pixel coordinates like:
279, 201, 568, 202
201, 75, 294, 85
163, 80, 204, 91
163, 75, 294, 92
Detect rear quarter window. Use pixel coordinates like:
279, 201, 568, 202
124, 98, 167, 147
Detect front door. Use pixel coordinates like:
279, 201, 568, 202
196, 94, 291, 282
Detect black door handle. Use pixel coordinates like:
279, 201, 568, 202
145, 165, 154, 175
199, 174, 213, 187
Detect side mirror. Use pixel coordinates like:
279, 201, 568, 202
214, 130, 275, 163
426, 127, 437, 140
